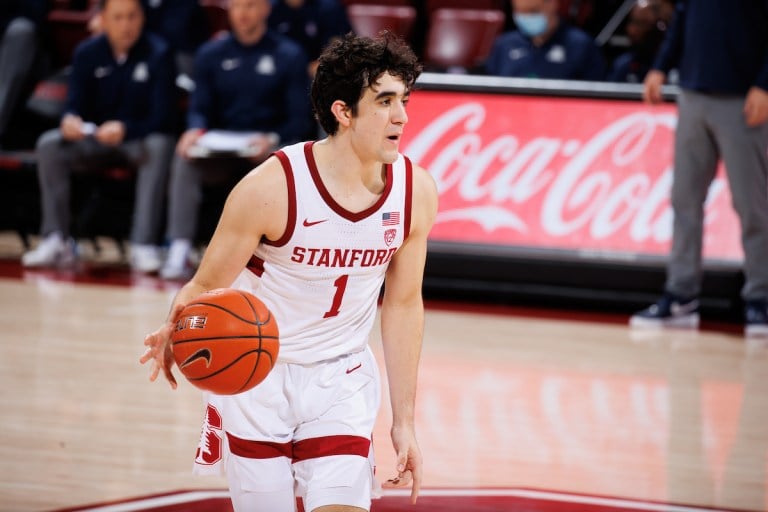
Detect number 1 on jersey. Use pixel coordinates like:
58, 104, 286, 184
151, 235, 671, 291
323, 274, 349, 318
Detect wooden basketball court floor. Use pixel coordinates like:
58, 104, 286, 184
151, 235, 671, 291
0, 236, 766, 512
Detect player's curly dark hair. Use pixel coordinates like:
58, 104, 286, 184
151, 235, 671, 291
311, 31, 422, 136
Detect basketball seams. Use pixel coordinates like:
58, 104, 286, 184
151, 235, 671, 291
239, 290, 265, 386
173, 335, 279, 345
186, 301, 271, 326
188, 348, 276, 394
187, 348, 276, 378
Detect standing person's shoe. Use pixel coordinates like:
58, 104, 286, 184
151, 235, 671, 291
130, 244, 163, 274
630, 292, 700, 328
745, 299, 768, 337
21, 232, 77, 268
160, 239, 193, 280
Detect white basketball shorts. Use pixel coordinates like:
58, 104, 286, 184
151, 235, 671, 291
193, 346, 381, 511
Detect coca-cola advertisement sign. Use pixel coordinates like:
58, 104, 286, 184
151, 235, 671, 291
402, 90, 743, 262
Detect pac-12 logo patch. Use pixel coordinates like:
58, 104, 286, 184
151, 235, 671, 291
175, 315, 207, 331
384, 228, 397, 246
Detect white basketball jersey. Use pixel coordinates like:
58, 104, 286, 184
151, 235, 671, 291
231, 141, 413, 364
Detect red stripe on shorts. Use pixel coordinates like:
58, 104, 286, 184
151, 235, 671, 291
292, 435, 371, 463
227, 432, 292, 459
226, 433, 370, 462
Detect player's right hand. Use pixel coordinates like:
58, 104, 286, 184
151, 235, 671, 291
383, 424, 423, 504
140, 302, 185, 389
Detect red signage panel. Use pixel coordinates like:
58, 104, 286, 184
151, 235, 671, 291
402, 90, 742, 262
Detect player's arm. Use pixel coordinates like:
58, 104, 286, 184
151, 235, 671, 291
140, 156, 289, 387
379, 163, 438, 503
187, 156, 288, 295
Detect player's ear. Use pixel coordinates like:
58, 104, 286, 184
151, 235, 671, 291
331, 100, 352, 127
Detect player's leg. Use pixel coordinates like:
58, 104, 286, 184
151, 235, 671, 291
295, 450, 374, 512
292, 348, 381, 512
204, 366, 299, 512
226, 453, 297, 512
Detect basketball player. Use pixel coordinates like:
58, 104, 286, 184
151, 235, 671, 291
141, 32, 437, 512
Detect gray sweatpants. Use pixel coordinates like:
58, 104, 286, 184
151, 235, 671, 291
666, 89, 768, 301
34, 129, 174, 245
165, 155, 254, 241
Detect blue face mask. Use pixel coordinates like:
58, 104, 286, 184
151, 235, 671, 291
514, 13, 549, 37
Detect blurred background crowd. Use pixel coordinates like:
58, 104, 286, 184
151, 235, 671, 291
0, 0, 691, 279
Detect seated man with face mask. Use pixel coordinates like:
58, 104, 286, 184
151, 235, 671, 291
484, 0, 605, 81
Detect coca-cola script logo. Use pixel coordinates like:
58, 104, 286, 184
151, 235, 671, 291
402, 92, 742, 262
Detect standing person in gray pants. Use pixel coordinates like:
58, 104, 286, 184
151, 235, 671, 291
630, 1, 768, 336
22, 0, 176, 273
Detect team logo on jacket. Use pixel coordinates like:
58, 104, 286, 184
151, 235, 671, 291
256, 55, 276, 75
222, 58, 240, 71
132, 62, 149, 82
384, 228, 397, 246
94, 66, 111, 78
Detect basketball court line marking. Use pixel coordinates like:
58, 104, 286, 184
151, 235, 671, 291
53, 488, 733, 512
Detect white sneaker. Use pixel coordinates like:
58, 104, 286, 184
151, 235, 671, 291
130, 244, 162, 273
160, 239, 192, 280
22, 233, 77, 268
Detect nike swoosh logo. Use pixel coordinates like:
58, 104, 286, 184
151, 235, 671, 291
346, 363, 362, 374
303, 219, 328, 227
181, 348, 212, 369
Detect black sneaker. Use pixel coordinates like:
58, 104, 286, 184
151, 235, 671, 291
630, 293, 700, 328
745, 299, 768, 337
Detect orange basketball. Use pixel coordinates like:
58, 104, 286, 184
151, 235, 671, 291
171, 288, 279, 395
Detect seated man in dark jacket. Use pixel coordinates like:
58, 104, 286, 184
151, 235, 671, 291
23, 0, 176, 273
485, 0, 605, 81
268, 0, 352, 78
160, 0, 313, 279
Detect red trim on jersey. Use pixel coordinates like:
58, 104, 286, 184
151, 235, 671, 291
226, 432, 292, 459
266, 150, 297, 247
292, 435, 371, 462
246, 255, 265, 277
225, 432, 370, 462
303, 141, 394, 223
403, 156, 413, 240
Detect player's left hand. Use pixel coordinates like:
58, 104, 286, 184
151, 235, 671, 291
383, 424, 423, 504
139, 302, 185, 389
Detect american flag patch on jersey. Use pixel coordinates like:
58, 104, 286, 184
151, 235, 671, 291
382, 211, 400, 226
